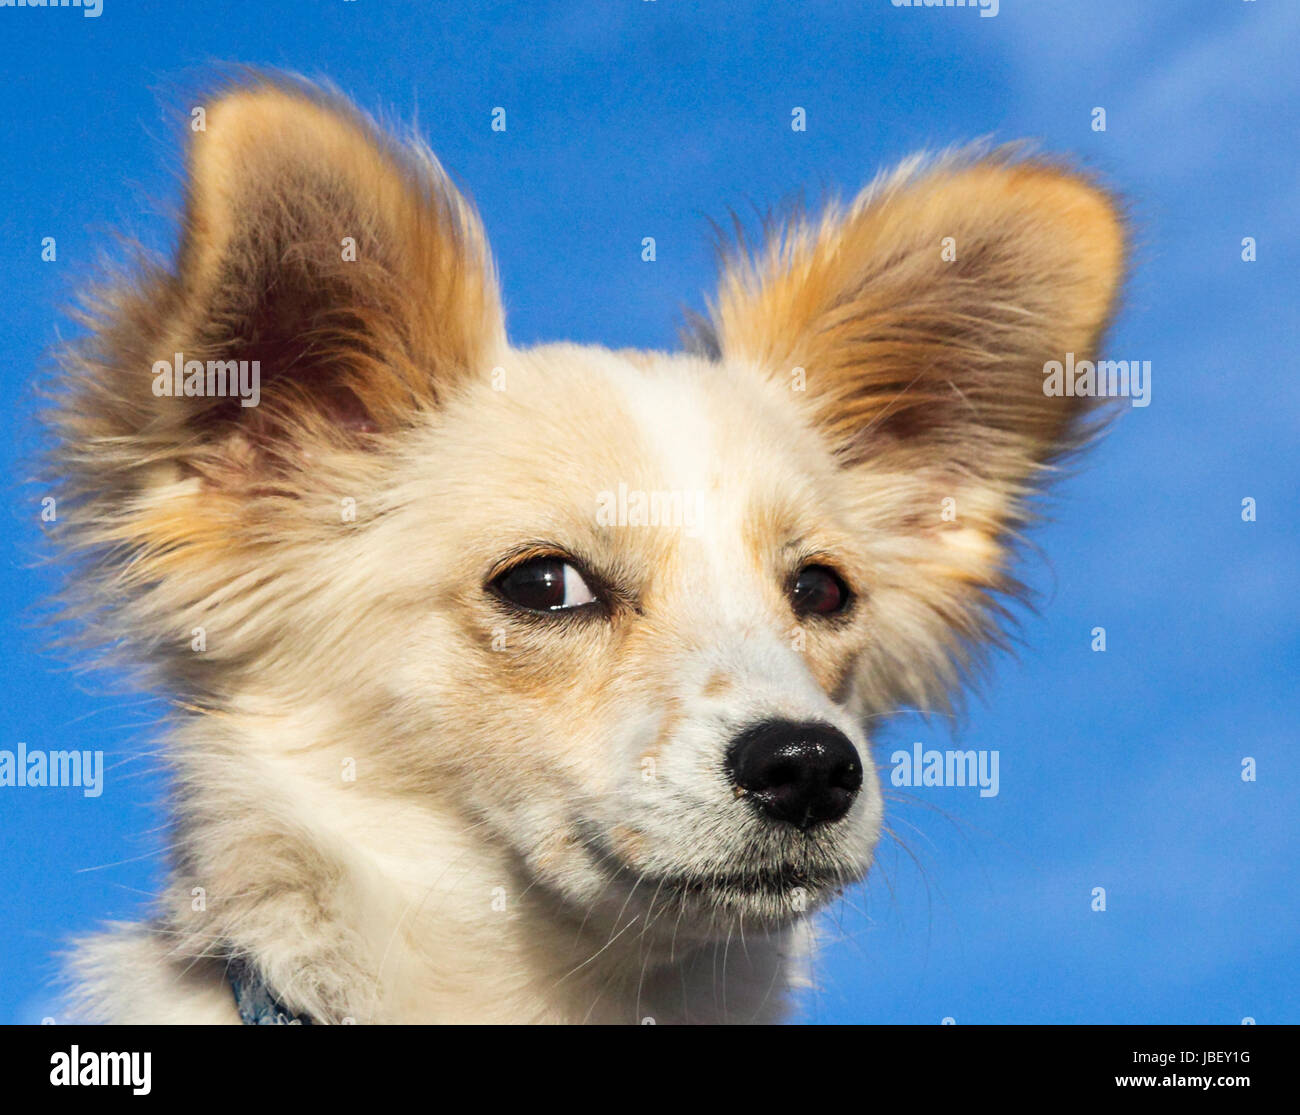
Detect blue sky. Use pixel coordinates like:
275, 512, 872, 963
1, 1, 1296, 1024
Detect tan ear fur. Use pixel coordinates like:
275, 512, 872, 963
173, 81, 505, 434
701, 152, 1126, 479
44, 77, 505, 679
56, 77, 505, 479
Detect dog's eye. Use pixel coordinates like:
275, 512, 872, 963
791, 564, 851, 618
493, 557, 599, 613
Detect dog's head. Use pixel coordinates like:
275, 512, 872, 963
51, 81, 1123, 940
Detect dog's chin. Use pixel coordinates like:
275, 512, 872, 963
514, 817, 873, 939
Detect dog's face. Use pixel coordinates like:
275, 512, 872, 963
382, 345, 886, 933
52, 83, 1123, 944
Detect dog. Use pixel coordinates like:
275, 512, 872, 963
48, 76, 1124, 1024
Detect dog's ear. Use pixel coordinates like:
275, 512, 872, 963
698, 155, 1125, 707
49, 80, 506, 668
702, 155, 1124, 486
73, 79, 504, 466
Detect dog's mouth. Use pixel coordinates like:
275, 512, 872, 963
636, 863, 852, 918
559, 821, 867, 926
649, 866, 825, 895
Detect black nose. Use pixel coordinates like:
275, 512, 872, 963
725, 720, 863, 830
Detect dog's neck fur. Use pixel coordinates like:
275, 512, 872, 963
68, 709, 807, 1024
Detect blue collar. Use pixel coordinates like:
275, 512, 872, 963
228, 959, 314, 1025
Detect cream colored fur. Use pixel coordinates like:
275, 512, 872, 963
49, 76, 1124, 1024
